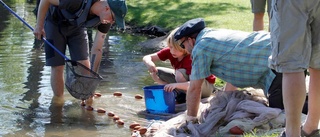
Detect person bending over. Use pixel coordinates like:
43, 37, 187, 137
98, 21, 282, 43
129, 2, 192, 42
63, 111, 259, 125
143, 28, 216, 104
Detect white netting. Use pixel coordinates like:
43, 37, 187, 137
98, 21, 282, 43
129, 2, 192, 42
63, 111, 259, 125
143, 90, 285, 137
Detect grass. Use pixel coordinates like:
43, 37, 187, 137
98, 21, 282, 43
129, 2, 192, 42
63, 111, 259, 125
125, 0, 269, 32
126, 0, 270, 88
125, 1, 278, 137
125, 0, 269, 88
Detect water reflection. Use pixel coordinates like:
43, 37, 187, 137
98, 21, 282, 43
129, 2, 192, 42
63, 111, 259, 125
0, 1, 38, 135
20, 47, 44, 114
0, 1, 168, 137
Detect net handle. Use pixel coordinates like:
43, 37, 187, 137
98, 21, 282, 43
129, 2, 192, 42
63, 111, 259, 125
0, 0, 70, 61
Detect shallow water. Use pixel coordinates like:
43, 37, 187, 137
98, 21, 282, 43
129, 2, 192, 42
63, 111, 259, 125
0, 1, 171, 137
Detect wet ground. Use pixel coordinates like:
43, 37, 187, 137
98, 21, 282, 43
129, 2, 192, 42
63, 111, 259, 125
0, 1, 172, 136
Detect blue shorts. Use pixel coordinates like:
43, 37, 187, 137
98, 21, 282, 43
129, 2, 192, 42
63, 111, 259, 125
44, 20, 89, 66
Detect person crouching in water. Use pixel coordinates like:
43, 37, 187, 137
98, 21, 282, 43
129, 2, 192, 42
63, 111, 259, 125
143, 28, 216, 104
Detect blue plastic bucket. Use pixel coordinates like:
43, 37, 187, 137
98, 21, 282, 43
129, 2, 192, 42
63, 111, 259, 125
143, 85, 175, 114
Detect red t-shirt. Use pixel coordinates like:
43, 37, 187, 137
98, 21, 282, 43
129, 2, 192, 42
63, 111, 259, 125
157, 48, 216, 84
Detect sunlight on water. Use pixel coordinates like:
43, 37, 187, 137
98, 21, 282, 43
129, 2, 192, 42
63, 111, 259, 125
0, 1, 172, 137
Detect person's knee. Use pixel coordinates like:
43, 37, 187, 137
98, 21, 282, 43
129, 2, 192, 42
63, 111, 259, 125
52, 65, 64, 73
175, 69, 189, 82
78, 59, 90, 67
150, 72, 159, 81
254, 13, 265, 19
309, 67, 320, 75
175, 71, 187, 82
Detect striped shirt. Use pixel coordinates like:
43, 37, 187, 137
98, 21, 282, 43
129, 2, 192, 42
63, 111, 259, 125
191, 28, 275, 95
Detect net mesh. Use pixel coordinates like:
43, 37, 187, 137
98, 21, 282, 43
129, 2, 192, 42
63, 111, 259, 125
65, 60, 102, 100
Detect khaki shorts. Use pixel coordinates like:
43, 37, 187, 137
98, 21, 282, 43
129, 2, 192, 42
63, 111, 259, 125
157, 67, 214, 98
269, 0, 320, 73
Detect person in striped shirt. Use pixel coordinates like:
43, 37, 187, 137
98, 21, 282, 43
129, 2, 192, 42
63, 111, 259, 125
173, 18, 308, 122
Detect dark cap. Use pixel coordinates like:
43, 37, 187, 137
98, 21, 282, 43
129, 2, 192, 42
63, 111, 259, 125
174, 18, 205, 40
108, 0, 127, 29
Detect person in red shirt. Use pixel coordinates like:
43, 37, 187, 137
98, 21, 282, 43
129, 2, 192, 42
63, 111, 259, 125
143, 28, 216, 103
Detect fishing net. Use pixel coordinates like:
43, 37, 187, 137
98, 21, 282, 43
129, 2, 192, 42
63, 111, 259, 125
143, 90, 285, 137
65, 60, 103, 100
0, 0, 103, 100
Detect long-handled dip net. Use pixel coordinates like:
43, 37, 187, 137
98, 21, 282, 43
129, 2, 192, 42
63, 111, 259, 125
1, 0, 103, 100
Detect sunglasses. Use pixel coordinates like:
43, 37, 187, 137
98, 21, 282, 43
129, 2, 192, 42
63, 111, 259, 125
179, 39, 187, 49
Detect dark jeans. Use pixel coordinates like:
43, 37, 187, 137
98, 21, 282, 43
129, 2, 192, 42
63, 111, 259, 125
268, 69, 308, 114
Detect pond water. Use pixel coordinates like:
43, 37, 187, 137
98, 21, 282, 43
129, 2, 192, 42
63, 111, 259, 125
0, 1, 171, 137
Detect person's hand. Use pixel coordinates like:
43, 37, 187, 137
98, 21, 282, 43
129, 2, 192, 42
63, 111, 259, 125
33, 25, 45, 40
176, 115, 199, 134
147, 63, 157, 74
186, 115, 198, 123
164, 83, 178, 92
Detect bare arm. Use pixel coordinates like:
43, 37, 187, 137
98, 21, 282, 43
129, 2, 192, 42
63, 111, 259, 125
187, 79, 204, 117
142, 53, 169, 84
90, 31, 107, 72
33, 0, 59, 40
142, 53, 160, 73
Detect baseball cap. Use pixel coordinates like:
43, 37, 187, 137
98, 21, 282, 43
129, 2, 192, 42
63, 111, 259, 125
174, 18, 206, 40
108, 0, 127, 29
